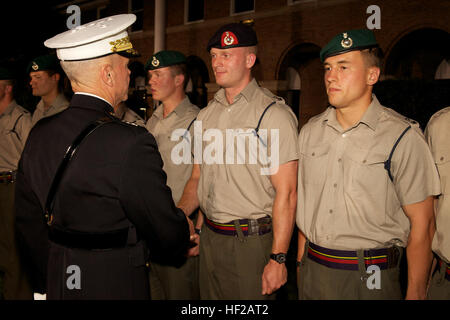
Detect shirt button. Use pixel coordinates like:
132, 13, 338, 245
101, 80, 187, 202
342, 134, 347, 138
441, 156, 445, 161
338, 158, 342, 163
333, 183, 337, 188
329, 209, 333, 214
312, 152, 315, 156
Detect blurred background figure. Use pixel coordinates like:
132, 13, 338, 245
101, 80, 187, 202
28, 54, 69, 126
0, 65, 32, 299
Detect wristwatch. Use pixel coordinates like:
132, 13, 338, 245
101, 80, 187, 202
270, 253, 287, 264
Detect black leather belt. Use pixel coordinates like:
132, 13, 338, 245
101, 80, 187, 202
49, 227, 130, 250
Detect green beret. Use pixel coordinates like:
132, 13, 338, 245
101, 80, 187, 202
0, 66, 15, 80
320, 29, 378, 62
27, 54, 60, 74
145, 50, 186, 71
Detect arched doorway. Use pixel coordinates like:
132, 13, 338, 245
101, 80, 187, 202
277, 43, 328, 128
186, 55, 210, 109
375, 28, 450, 129
384, 28, 450, 80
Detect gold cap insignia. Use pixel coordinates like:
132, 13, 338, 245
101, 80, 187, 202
341, 33, 353, 49
151, 56, 160, 67
110, 36, 133, 53
32, 62, 39, 71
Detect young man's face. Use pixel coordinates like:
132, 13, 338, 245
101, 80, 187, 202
210, 46, 254, 90
29, 71, 59, 97
147, 66, 177, 102
323, 50, 378, 110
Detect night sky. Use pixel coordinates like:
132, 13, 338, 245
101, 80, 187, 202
1, 2, 67, 63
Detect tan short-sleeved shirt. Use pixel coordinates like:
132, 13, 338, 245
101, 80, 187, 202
196, 79, 299, 223
146, 97, 200, 203
0, 100, 32, 171
31, 93, 69, 126
425, 106, 450, 263
297, 95, 441, 250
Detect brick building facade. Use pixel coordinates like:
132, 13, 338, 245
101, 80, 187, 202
58, 0, 449, 127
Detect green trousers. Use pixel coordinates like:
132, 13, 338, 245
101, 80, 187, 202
427, 258, 450, 300
297, 241, 403, 300
149, 256, 200, 300
199, 223, 275, 300
0, 182, 32, 300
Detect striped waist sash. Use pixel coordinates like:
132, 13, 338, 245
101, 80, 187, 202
205, 216, 272, 237
0, 171, 17, 183
307, 242, 401, 271
437, 257, 450, 281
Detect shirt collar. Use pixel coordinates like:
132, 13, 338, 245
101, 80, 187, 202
153, 96, 192, 120
358, 94, 382, 131
214, 78, 258, 106
324, 94, 382, 132
0, 100, 18, 118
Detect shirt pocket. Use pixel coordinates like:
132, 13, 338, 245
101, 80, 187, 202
300, 142, 330, 185
345, 144, 388, 195
433, 146, 450, 195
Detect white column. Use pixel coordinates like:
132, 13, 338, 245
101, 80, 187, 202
154, 0, 166, 53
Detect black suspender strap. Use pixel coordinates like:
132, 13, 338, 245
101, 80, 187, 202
383, 125, 411, 183
182, 117, 197, 143
44, 117, 114, 225
254, 101, 276, 147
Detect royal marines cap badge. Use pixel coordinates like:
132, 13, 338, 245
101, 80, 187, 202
221, 31, 238, 47
340, 33, 353, 49
32, 62, 39, 71
151, 56, 160, 67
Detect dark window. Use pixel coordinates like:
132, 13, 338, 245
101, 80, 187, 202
233, 0, 254, 14
187, 0, 204, 22
130, 0, 144, 32
131, 0, 143, 12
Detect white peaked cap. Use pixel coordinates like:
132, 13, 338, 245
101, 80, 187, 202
44, 14, 139, 61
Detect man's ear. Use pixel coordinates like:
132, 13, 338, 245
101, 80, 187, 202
101, 64, 114, 87
174, 73, 185, 88
52, 73, 61, 82
367, 66, 380, 86
246, 53, 256, 69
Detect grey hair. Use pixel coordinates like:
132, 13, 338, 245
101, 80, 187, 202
60, 55, 112, 84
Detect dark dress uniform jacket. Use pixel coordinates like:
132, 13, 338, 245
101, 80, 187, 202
15, 94, 190, 299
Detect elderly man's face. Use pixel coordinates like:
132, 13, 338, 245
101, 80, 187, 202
112, 55, 131, 103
